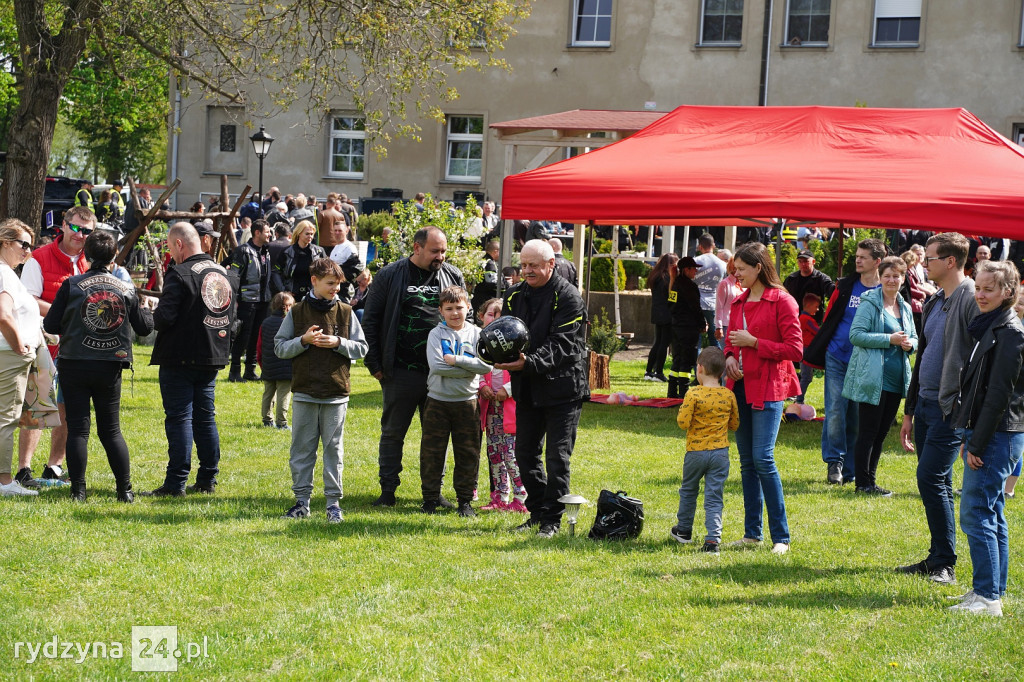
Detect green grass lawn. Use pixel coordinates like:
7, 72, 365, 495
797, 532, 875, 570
2, 347, 1021, 680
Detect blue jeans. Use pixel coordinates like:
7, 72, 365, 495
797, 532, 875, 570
795, 362, 815, 404
734, 381, 790, 544
676, 447, 730, 543
159, 366, 221, 490
821, 352, 857, 482
913, 397, 963, 568
959, 429, 1023, 599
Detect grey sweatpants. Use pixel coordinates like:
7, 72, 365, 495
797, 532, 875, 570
289, 399, 347, 507
676, 447, 730, 543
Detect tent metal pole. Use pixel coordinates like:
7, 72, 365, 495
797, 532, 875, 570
585, 221, 595, 343
612, 226, 621, 333
838, 223, 845, 278
775, 219, 784, 273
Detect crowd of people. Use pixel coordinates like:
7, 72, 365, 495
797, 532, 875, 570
1, 193, 1021, 617
655, 230, 1022, 616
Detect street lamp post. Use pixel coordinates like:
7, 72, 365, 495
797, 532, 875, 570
249, 125, 274, 202
56, 164, 67, 177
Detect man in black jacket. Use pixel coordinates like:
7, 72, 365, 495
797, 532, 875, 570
362, 226, 465, 506
550, 237, 578, 289
497, 239, 589, 538
227, 221, 273, 381
667, 256, 705, 399
143, 223, 236, 497
803, 238, 883, 486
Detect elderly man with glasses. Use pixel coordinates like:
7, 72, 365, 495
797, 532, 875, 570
12, 206, 95, 488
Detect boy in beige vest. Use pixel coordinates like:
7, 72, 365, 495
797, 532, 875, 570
274, 258, 367, 522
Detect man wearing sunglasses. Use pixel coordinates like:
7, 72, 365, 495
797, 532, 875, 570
12, 207, 93, 488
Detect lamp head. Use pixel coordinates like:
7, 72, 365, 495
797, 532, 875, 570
558, 493, 587, 525
250, 124, 275, 159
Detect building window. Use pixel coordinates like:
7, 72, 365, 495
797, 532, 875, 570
1020, 2, 1024, 47
786, 0, 830, 45
329, 116, 366, 178
872, 0, 921, 45
219, 125, 236, 152
572, 0, 613, 46
1013, 123, 1024, 147
445, 116, 484, 182
700, 0, 744, 46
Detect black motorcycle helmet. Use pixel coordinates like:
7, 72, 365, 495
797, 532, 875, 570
476, 315, 531, 364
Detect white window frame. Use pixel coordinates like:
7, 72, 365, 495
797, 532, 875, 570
445, 116, 484, 183
699, 0, 744, 47
1019, 1, 1024, 47
327, 115, 366, 179
571, 0, 613, 47
871, 0, 922, 46
785, 0, 831, 46
1013, 123, 1024, 147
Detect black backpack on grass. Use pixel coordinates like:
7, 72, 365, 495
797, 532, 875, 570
588, 490, 644, 540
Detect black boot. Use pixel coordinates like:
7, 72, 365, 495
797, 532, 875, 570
70, 482, 87, 502
667, 377, 679, 399
228, 366, 243, 382
242, 365, 260, 382
116, 481, 134, 503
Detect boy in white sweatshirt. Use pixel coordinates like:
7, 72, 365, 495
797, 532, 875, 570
420, 285, 492, 517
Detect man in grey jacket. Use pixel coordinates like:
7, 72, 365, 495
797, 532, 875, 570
897, 232, 978, 585
361, 226, 465, 506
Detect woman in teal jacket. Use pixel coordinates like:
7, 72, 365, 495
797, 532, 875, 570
842, 256, 918, 496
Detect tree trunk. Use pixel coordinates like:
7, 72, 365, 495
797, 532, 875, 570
3, 78, 61, 235
4, 0, 101, 231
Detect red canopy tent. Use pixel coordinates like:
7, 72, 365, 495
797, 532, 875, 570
500, 106, 1024, 238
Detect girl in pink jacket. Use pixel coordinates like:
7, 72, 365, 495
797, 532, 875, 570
476, 299, 527, 512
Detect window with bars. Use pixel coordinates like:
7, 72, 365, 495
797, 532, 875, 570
445, 116, 484, 182
328, 116, 366, 178
700, 0, 744, 45
786, 0, 830, 45
572, 0, 613, 46
872, 0, 921, 45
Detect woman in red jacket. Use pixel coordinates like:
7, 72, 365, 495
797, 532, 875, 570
724, 242, 802, 554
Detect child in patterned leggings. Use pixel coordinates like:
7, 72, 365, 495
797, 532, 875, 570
476, 299, 527, 512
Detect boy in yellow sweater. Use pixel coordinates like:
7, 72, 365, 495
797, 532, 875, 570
670, 347, 739, 553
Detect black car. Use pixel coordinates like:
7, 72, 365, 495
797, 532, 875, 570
42, 176, 89, 234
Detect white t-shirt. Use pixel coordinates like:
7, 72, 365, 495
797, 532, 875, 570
330, 241, 358, 267
0, 263, 41, 351
693, 252, 726, 312
20, 247, 86, 298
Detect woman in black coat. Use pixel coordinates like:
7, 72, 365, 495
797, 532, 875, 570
274, 220, 326, 299
950, 260, 1024, 617
644, 253, 677, 382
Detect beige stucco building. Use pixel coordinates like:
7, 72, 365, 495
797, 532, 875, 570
169, 1, 1024, 210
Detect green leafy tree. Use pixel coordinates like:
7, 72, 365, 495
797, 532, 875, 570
383, 194, 485, 290
1, 0, 532, 228
60, 34, 169, 183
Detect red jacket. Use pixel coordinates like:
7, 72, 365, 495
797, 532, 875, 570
30, 239, 84, 304
29, 239, 86, 360
724, 286, 803, 409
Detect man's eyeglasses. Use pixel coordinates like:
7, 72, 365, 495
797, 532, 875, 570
66, 222, 93, 236
923, 255, 949, 264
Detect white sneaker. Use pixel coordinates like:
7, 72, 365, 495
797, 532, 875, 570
0, 480, 40, 497
946, 589, 976, 601
771, 543, 790, 555
641, 373, 656, 382
948, 592, 1002, 616
728, 537, 761, 549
